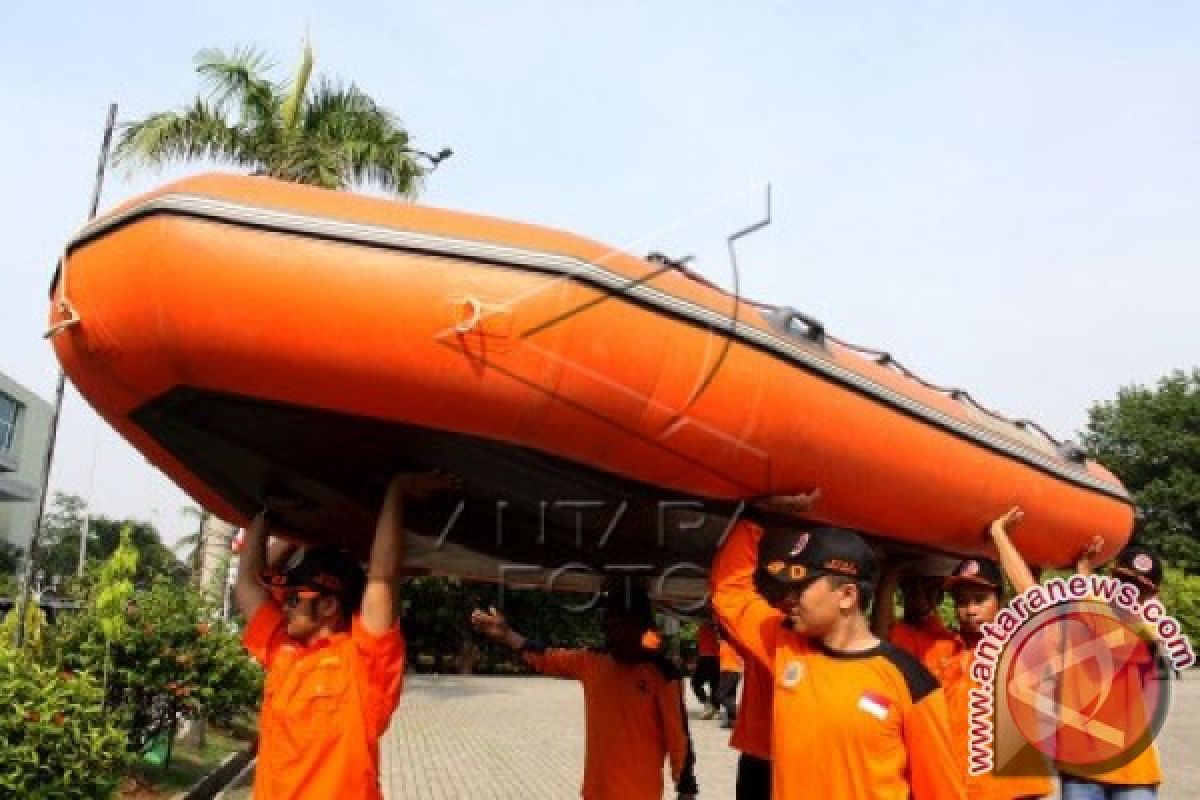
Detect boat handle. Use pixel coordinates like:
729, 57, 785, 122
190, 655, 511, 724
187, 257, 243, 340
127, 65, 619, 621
454, 297, 483, 334
764, 306, 826, 348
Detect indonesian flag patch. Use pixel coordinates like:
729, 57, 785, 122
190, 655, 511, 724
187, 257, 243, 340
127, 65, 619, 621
857, 690, 893, 721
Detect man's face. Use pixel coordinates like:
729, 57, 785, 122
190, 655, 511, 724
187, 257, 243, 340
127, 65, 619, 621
902, 577, 944, 622
282, 590, 337, 642
952, 586, 999, 637
779, 575, 855, 635
605, 613, 649, 663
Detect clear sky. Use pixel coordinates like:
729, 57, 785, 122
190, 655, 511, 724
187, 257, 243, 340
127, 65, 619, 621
2, 2, 1197, 546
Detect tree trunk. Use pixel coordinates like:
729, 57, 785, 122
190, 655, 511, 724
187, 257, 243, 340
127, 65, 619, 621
456, 640, 480, 674
197, 516, 237, 604
175, 715, 207, 749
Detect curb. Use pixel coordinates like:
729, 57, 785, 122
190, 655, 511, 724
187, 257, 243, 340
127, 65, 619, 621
171, 740, 258, 800
213, 757, 256, 800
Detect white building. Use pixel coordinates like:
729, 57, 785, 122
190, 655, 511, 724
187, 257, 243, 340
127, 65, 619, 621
0, 370, 53, 556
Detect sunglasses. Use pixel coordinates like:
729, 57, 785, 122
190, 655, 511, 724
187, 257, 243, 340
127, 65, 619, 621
280, 589, 322, 609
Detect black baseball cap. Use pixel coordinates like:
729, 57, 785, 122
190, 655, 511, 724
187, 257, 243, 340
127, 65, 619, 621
1112, 546, 1163, 590
600, 576, 655, 626
756, 526, 880, 590
267, 546, 366, 610
945, 557, 1004, 591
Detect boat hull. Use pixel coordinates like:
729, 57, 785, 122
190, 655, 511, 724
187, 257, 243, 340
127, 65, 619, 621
50, 175, 1135, 586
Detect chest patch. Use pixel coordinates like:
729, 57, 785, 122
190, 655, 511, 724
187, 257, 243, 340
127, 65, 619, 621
780, 660, 805, 688
857, 690, 892, 721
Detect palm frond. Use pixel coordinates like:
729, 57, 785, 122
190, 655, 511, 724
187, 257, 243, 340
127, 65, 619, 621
113, 100, 257, 171
120, 43, 445, 198
173, 532, 201, 552
299, 77, 427, 195
280, 38, 315, 133
194, 46, 281, 141
194, 46, 274, 108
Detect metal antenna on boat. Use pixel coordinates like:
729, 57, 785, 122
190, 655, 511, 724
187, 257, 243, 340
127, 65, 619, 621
677, 182, 772, 411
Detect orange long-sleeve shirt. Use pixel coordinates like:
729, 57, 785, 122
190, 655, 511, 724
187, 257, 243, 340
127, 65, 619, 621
719, 637, 744, 673
1055, 610, 1162, 787
729, 648, 773, 760
523, 645, 698, 799
940, 645, 1056, 800
243, 602, 405, 800
890, 616, 960, 683
711, 519, 966, 800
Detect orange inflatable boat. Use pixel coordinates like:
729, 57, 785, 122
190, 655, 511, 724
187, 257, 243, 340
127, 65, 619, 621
49, 174, 1133, 586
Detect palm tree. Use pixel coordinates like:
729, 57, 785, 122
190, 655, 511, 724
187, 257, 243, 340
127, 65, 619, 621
114, 41, 451, 196
175, 506, 207, 581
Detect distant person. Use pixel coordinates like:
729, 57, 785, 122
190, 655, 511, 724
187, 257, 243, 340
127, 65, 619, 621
873, 566, 959, 681
692, 622, 721, 718
715, 631, 743, 728
234, 472, 457, 800
471, 578, 699, 800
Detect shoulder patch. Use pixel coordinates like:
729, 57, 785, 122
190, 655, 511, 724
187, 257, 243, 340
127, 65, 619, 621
878, 641, 939, 703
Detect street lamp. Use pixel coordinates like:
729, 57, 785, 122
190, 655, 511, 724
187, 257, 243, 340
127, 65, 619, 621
409, 147, 454, 169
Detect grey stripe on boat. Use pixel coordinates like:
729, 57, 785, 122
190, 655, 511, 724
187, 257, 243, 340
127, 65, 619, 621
67, 193, 1132, 504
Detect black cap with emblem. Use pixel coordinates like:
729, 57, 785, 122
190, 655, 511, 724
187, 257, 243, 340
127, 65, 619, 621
944, 557, 1004, 592
1112, 545, 1163, 591
756, 525, 880, 591
266, 545, 367, 613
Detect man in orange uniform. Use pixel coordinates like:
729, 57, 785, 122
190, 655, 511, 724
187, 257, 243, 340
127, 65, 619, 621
940, 548, 1055, 800
692, 622, 721, 719
715, 631, 744, 728
711, 516, 965, 799
471, 579, 699, 800
234, 472, 455, 800
1058, 543, 1166, 799
874, 566, 959, 681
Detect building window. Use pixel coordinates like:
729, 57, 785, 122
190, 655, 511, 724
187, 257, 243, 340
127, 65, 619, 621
0, 392, 18, 452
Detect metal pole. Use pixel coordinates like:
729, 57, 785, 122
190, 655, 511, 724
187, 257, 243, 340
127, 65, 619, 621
78, 438, 98, 578
77, 512, 90, 578
13, 102, 117, 649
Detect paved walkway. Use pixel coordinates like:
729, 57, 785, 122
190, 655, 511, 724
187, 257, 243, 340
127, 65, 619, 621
225, 671, 1200, 799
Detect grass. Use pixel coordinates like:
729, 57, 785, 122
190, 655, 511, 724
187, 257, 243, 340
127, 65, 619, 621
122, 726, 251, 798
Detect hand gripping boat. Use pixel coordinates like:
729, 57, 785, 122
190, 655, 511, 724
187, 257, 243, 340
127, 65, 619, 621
49, 174, 1133, 590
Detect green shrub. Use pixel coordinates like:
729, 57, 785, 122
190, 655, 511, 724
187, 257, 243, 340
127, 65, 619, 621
0, 649, 128, 799
1159, 568, 1200, 649
52, 576, 263, 754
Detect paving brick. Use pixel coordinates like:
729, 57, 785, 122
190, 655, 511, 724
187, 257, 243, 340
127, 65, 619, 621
229, 671, 1200, 798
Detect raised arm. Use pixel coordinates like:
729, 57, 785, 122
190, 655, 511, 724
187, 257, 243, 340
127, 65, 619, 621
709, 518, 782, 668
471, 606, 592, 679
871, 563, 903, 637
471, 606, 529, 652
751, 489, 822, 519
362, 472, 458, 636
1076, 535, 1105, 577
986, 507, 1038, 595
234, 511, 271, 619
